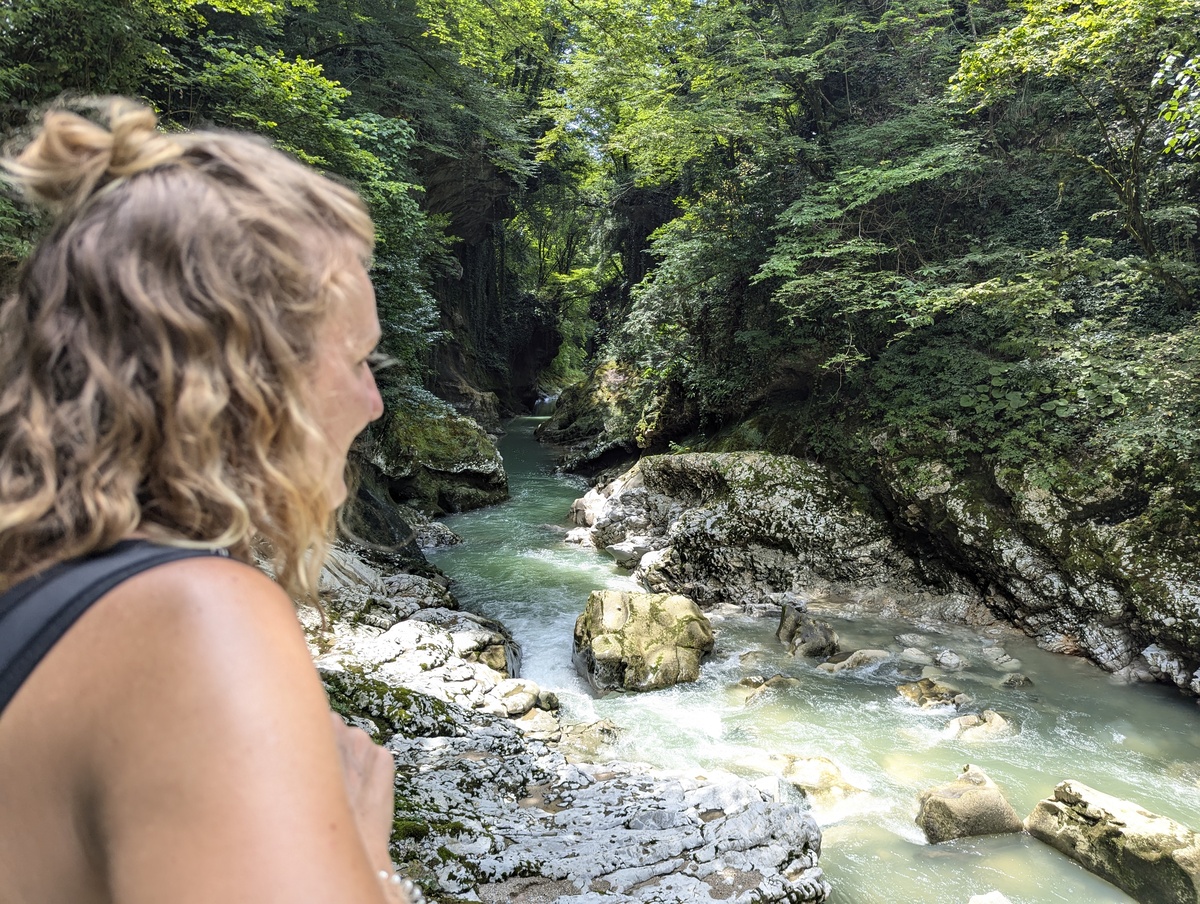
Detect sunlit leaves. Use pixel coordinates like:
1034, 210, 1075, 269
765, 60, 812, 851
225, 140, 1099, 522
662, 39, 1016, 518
951, 0, 1195, 108
197, 45, 374, 170
1155, 53, 1200, 157
949, 0, 1199, 304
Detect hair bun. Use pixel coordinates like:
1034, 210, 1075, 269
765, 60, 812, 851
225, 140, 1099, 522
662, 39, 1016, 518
4, 98, 183, 213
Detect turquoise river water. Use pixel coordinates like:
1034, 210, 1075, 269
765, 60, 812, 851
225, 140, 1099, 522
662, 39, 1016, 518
427, 418, 1200, 904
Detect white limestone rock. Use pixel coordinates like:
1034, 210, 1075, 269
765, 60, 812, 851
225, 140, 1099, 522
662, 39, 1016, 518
900, 647, 934, 666
315, 603, 544, 721
369, 693, 831, 903
1025, 780, 1200, 904
943, 710, 1016, 742
570, 453, 980, 620
605, 536, 657, 568
935, 649, 966, 670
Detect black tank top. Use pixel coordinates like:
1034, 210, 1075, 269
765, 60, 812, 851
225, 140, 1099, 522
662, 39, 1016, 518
0, 540, 226, 716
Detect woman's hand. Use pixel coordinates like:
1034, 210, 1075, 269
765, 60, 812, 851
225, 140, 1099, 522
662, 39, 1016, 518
330, 712, 397, 871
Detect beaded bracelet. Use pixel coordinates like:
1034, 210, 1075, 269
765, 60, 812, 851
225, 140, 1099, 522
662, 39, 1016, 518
378, 869, 426, 904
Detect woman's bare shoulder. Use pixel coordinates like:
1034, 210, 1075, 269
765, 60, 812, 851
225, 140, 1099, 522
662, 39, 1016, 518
0, 555, 387, 904
79, 552, 323, 731
50, 555, 310, 711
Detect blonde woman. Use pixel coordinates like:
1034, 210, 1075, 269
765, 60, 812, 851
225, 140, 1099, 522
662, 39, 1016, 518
0, 101, 419, 903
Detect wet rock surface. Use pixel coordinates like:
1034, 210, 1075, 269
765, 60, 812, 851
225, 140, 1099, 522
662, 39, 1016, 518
569, 449, 1200, 698
1025, 781, 1200, 904
915, 764, 1023, 843
573, 589, 715, 693
943, 709, 1016, 742
897, 677, 965, 709
311, 545, 830, 904
777, 601, 840, 659
567, 453, 984, 621
880, 460, 1200, 696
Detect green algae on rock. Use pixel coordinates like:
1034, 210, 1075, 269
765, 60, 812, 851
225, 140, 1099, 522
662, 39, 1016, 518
363, 390, 508, 515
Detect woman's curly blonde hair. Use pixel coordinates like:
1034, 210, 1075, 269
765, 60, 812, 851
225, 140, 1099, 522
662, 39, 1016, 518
0, 99, 376, 599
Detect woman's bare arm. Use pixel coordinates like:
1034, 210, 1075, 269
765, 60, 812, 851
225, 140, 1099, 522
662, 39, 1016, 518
66, 556, 401, 904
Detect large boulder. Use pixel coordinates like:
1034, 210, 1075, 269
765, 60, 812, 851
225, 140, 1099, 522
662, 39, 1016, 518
881, 459, 1200, 695
573, 590, 715, 693
1025, 780, 1200, 903
915, 764, 1023, 843
569, 452, 987, 621
363, 390, 508, 515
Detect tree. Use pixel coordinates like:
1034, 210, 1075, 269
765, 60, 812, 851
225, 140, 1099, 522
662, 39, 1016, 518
951, 0, 1199, 305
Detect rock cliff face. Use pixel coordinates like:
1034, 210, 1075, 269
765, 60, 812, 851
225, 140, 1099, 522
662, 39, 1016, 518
568, 453, 987, 623
876, 458, 1200, 690
567, 451, 1200, 699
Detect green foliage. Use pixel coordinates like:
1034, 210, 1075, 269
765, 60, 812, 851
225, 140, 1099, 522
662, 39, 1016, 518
5, 0, 1199, 530
0, 0, 454, 416
0, 194, 35, 285
1156, 53, 1200, 158
196, 44, 370, 170
950, 0, 1200, 304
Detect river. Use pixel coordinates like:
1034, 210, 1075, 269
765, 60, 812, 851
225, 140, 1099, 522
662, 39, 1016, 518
427, 417, 1200, 904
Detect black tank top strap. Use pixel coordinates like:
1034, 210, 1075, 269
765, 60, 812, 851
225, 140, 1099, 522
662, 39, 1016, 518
0, 540, 227, 716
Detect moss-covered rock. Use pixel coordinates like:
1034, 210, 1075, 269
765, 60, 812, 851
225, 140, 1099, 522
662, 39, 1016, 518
876, 456, 1200, 687
534, 360, 698, 473
1025, 780, 1200, 903
572, 589, 715, 692
364, 389, 507, 515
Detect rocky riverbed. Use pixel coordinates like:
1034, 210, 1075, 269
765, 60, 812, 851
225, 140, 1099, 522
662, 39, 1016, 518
309, 423, 1200, 903
307, 540, 831, 904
